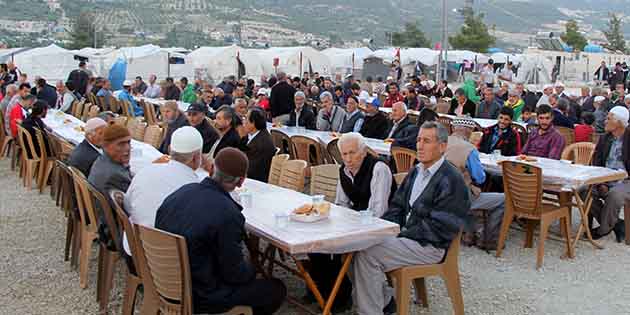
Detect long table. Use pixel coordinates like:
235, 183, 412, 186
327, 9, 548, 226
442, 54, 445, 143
379, 107, 528, 129
135, 97, 190, 112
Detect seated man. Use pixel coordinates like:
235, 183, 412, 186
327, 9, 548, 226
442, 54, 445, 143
316, 91, 346, 132
96, 79, 113, 111
159, 101, 190, 154
209, 105, 243, 158
385, 102, 419, 150
477, 87, 502, 119
479, 107, 522, 156
186, 103, 219, 155
351, 122, 472, 315
446, 123, 506, 249
88, 124, 133, 194
521, 104, 566, 160
589, 106, 630, 241
155, 148, 286, 314
288, 91, 316, 130
241, 108, 275, 182
20, 100, 51, 159
552, 98, 575, 129
68, 118, 107, 176
118, 80, 144, 116
359, 96, 390, 140
124, 127, 207, 253
340, 96, 364, 133
9, 93, 35, 138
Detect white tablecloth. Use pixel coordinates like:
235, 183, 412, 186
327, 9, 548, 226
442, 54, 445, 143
135, 97, 190, 112
270, 125, 391, 156
240, 179, 400, 255
379, 107, 527, 129
480, 153, 628, 191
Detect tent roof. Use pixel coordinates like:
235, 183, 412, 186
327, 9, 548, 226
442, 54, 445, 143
0, 47, 30, 63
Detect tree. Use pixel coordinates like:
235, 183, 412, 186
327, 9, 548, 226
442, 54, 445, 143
603, 13, 627, 53
561, 19, 587, 52
449, 11, 495, 52
391, 22, 431, 48
67, 12, 101, 49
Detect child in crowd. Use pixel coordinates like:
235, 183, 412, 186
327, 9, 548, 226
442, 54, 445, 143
574, 112, 595, 143
520, 105, 536, 125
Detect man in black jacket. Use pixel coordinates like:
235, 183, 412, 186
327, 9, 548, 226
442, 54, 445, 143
67, 61, 90, 97
479, 107, 521, 156
159, 101, 190, 154
68, 118, 107, 176
35, 78, 57, 108
350, 122, 472, 315
359, 96, 390, 139
163, 77, 181, 101
210, 105, 243, 158
385, 102, 419, 150
186, 103, 218, 155
156, 148, 286, 314
288, 91, 316, 130
269, 72, 296, 123
241, 108, 275, 182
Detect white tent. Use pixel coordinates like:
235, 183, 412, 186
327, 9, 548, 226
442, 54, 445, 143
446, 50, 489, 64
368, 48, 440, 66
13, 44, 79, 82
96, 45, 193, 81
490, 52, 523, 64
515, 54, 553, 85
256, 47, 333, 77
0, 48, 30, 63
188, 45, 265, 83
321, 47, 373, 75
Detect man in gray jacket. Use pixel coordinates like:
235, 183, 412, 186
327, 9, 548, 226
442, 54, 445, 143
88, 124, 133, 195
316, 91, 346, 132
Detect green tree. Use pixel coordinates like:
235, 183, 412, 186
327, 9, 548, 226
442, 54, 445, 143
603, 13, 627, 53
67, 12, 101, 49
391, 22, 431, 48
449, 11, 495, 52
561, 19, 587, 52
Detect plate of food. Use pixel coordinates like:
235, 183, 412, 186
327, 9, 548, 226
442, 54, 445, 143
383, 139, 394, 144
74, 126, 85, 133
290, 202, 331, 223
152, 155, 171, 164
516, 155, 538, 162
63, 119, 72, 125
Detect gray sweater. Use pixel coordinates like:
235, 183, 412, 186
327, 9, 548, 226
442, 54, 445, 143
316, 105, 346, 132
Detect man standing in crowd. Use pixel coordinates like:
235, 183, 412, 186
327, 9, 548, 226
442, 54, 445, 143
360, 97, 390, 140
68, 118, 107, 177
317, 91, 346, 132
481, 60, 496, 88
0, 84, 16, 114
479, 107, 521, 156
594, 61, 610, 84
159, 101, 190, 154
385, 102, 419, 150
241, 108, 275, 182
340, 96, 364, 133
270, 72, 296, 124
67, 61, 90, 97
156, 148, 287, 315
521, 105, 566, 160
186, 103, 218, 155
143, 74, 161, 98
351, 122, 472, 315
477, 87, 502, 119
536, 84, 554, 107
288, 91, 316, 130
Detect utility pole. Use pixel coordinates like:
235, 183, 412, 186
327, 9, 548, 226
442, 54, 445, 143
441, 0, 449, 81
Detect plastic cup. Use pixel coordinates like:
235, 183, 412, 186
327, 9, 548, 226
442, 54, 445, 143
312, 195, 325, 206
274, 212, 289, 228
240, 191, 253, 209
360, 210, 374, 224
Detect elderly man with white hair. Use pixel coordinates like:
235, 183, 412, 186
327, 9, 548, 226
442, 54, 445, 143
316, 91, 346, 132
0, 83, 17, 113
288, 91, 316, 129
67, 118, 108, 176
589, 106, 630, 242
536, 84, 554, 107
385, 102, 419, 150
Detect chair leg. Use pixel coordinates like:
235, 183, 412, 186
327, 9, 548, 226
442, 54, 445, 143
496, 213, 514, 258
624, 201, 630, 245
443, 271, 465, 315
412, 278, 429, 308
560, 216, 574, 259
98, 249, 119, 313
524, 220, 536, 248
71, 217, 81, 269
537, 218, 552, 270
122, 274, 142, 315
38, 161, 53, 193
64, 213, 73, 261
79, 232, 92, 289
394, 275, 411, 315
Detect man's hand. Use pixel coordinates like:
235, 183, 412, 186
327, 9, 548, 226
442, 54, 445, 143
202, 158, 214, 176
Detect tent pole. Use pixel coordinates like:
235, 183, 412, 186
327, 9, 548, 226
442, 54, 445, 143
441, 0, 448, 81
167, 52, 171, 78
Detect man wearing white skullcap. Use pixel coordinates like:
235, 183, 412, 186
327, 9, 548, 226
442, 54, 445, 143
588, 105, 630, 242
123, 126, 207, 254
67, 118, 107, 176
536, 84, 555, 107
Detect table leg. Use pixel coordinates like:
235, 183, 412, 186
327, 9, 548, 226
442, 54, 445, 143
294, 258, 326, 310
557, 192, 571, 238
322, 253, 354, 315
571, 188, 604, 252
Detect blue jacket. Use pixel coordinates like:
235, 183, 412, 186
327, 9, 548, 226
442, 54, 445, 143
118, 89, 144, 116
155, 178, 255, 313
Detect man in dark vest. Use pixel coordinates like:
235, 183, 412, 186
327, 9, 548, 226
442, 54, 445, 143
339, 95, 364, 133
306, 132, 396, 313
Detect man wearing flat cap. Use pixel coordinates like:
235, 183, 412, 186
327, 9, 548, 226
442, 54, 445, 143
156, 148, 287, 315
186, 102, 219, 155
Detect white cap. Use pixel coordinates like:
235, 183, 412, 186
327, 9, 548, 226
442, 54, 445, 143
358, 90, 370, 102
624, 94, 630, 100
85, 118, 107, 133
610, 106, 630, 126
386, 76, 394, 81
257, 88, 267, 96
123, 80, 133, 87
543, 84, 553, 90
594, 96, 605, 103
554, 81, 565, 88
170, 126, 203, 153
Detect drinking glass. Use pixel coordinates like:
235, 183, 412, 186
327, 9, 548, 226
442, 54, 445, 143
274, 212, 289, 228
360, 210, 374, 224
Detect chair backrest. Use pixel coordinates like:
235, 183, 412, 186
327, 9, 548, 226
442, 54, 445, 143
268, 154, 290, 185
556, 126, 574, 146
391, 146, 416, 173
109, 96, 121, 114
270, 129, 296, 159
0, 109, 6, 140
436, 116, 453, 134
109, 190, 144, 276
87, 92, 98, 106
121, 100, 136, 117
129, 119, 148, 141
393, 172, 408, 186
113, 115, 128, 127
443, 230, 463, 269
326, 138, 343, 164
511, 123, 528, 145
81, 102, 93, 121
69, 166, 100, 234
86, 104, 100, 120
96, 95, 106, 109
500, 160, 543, 217
135, 224, 193, 315
86, 179, 122, 252
56, 160, 75, 211
560, 142, 595, 165
34, 128, 51, 160
144, 125, 164, 149
407, 113, 419, 125
278, 159, 308, 192
310, 164, 340, 202
435, 101, 450, 114
291, 135, 326, 167
17, 124, 40, 161
72, 100, 84, 119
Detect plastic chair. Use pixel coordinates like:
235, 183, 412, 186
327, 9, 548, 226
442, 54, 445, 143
270, 129, 296, 159
394, 172, 408, 186
56, 160, 79, 268
128, 119, 147, 141
135, 225, 253, 315
121, 100, 135, 117
511, 123, 528, 145
34, 128, 54, 193
496, 161, 574, 269
277, 159, 308, 192
267, 154, 289, 186
310, 164, 339, 203
113, 115, 128, 127
143, 125, 164, 149
326, 138, 343, 164
0, 109, 13, 159
391, 146, 417, 173
72, 100, 85, 119
16, 125, 41, 190
560, 142, 595, 165
556, 126, 574, 147
387, 230, 464, 315
291, 135, 327, 167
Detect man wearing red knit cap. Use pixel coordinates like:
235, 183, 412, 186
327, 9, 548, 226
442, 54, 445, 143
156, 147, 286, 315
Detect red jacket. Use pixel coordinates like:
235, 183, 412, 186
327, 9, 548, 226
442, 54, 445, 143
10, 103, 24, 138
383, 93, 404, 108
574, 124, 594, 143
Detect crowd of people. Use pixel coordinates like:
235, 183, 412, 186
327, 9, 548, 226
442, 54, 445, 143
2, 57, 630, 315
